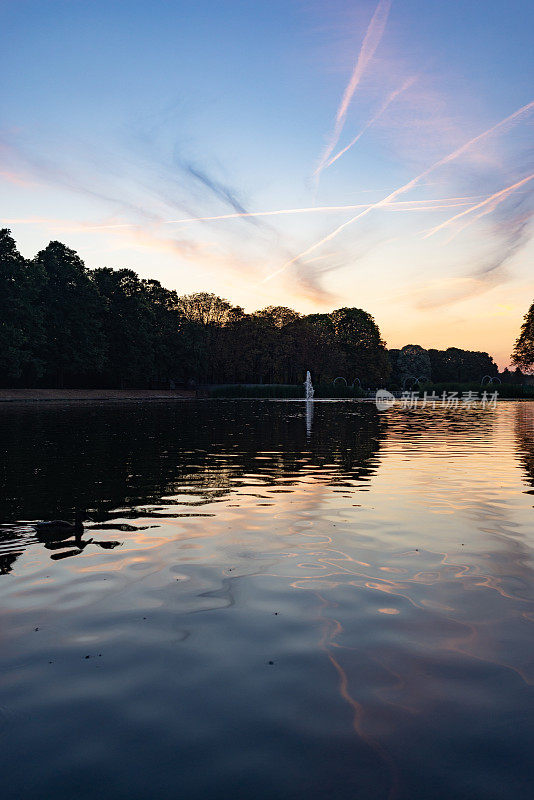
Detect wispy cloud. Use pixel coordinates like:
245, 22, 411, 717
181, 162, 259, 225
0, 169, 39, 188
0, 131, 297, 281
411, 198, 533, 310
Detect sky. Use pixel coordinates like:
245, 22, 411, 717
1, 0, 533, 368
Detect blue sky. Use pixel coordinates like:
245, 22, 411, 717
1, 0, 533, 366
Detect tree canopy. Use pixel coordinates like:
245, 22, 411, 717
36, 241, 105, 385
390, 345, 432, 385
512, 300, 534, 373
0, 228, 45, 382
0, 229, 504, 390
428, 347, 498, 384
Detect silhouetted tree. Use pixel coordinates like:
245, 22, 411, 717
428, 347, 497, 383
35, 241, 105, 386
255, 306, 300, 328
177, 292, 233, 326
91, 268, 157, 386
330, 307, 390, 385
513, 366, 525, 384
512, 300, 534, 373
141, 279, 186, 383
304, 313, 344, 383
0, 229, 45, 385
396, 345, 431, 384
4, 232, 506, 391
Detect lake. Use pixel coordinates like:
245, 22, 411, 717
0, 399, 533, 799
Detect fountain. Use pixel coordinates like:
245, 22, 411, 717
304, 371, 314, 401
304, 371, 314, 438
306, 398, 314, 437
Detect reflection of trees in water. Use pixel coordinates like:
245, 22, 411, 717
0, 526, 122, 575
0, 401, 385, 573
0, 550, 21, 575
515, 403, 534, 488
0, 401, 385, 522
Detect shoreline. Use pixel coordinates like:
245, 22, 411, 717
0, 389, 531, 405
0, 388, 195, 404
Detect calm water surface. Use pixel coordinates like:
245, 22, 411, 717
0, 400, 533, 799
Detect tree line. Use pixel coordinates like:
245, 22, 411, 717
0, 229, 391, 388
1, 229, 530, 389
388, 344, 501, 385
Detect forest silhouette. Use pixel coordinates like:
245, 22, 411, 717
0, 228, 522, 389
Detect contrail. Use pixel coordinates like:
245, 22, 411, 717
422, 173, 534, 238
0, 198, 478, 236
163, 205, 373, 224
159, 197, 480, 225
314, 0, 392, 179
0, 198, 483, 235
323, 76, 416, 171
440, 204, 502, 244
264, 99, 534, 282
441, 197, 525, 244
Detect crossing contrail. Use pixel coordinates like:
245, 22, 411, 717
441, 197, 528, 244
314, 0, 392, 180
323, 76, 416, 171
422, 172, 534, 239
264, 99, 534, 282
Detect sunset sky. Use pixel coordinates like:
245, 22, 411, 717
1, 0, 533, 367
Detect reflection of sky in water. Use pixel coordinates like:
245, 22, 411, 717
0, 400, 532, 800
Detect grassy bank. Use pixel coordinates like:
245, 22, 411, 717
207, 382, 534, 399
0, 389, 194, 403
416, 382, 534, 399
208, 383, 366, 398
